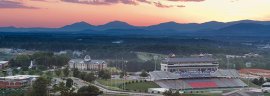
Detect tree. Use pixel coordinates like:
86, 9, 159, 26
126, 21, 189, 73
55, 69, 62, 77
163, 90, 173, 96
259, 77, 265, 86
163, 90, 180, 96
140, 70, 149, 77
79, 72, 87, 80
31, 77, 49, 96
53, 82, 76, 96
77, 85, 103, 96
28, 69, 36, 75
66, 78, 73, 88
45, 71, 53, 77
84, 73, 96, 82
252, 78, 259, 85
12, 68, 19, 75
98, 70, 111, 80
63, 67, 70, 77
120, 71, 127, 78
9, 55, 31, 68
9, 52, 70, 71
72, 68, 80, 77
266, 78, 270, 82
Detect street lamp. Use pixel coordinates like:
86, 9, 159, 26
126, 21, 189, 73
123, 60, 128, 90
2, 70, 7, 96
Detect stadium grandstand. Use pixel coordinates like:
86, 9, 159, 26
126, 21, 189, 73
149, 57, 247, 90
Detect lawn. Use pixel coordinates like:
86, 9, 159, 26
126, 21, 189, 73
180, 94, 221, 96
97, 79, 131, 90
264, 93, 270, 96
125, 81, 160, 92
97, 79, 130, 87
241, 79, 259, 88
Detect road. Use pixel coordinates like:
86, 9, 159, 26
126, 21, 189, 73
70, 77, 162, 96
222, 88, 263, 96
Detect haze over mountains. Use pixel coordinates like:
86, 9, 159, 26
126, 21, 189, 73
1, 20, 270, 36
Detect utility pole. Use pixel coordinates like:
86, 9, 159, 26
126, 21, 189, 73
226, 56, 230, 69
124, 60, 128, 90
121, 57, 124, 90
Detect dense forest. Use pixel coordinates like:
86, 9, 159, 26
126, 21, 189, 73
1, 32, 270, 71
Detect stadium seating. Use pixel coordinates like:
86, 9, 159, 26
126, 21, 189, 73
154, 78, 247, 90
151, 69, 247, 90
149, 71, 180, 80
188, 82, 217, 88
211, 69, 240, 78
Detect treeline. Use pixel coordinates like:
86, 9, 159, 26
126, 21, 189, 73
217, 56, 270, 70
9, 52, 70, 70
0, 34, 253, 57
109, 60, 158, 72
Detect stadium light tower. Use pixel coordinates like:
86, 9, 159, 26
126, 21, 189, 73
2, 70, 6, 96
226, 55, 230, 69
154, 55, 158, 71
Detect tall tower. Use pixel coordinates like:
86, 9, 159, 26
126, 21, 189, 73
84, 55, 91, 70
84, 55, 91, 62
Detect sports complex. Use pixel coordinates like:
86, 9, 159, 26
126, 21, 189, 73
148, 57, 247, 93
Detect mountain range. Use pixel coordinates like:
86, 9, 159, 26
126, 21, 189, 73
1, 20, 270, 36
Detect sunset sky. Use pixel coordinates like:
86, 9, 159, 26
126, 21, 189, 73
0, 0, 270, 28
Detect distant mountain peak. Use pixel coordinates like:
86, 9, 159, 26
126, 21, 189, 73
62, 21, 94, 29
161, 21, 179, 24
0, 26, 16, 28
67, 21, 92, 26
98, 20, 135, 29
203, 21, 223, 24
104, 20, 131, 25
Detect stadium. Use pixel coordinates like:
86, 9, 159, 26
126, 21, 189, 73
149, 57, 247, 92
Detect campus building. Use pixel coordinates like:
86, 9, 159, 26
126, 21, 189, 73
0, 61, 8, 69
0, 75, 39, 88
68, 55, 107, 70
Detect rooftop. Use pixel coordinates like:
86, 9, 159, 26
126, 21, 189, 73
162, 57, 216, 63
69, 59, 106, 64
0, 75, 39, 80
0, 61, 8, 64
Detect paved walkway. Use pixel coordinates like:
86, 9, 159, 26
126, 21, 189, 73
70, 77, 162, 96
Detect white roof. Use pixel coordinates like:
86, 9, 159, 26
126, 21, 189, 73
263, 82, 270, 86
0, 61, 8, 64
0, 75, 39, 80
148, 88, 169, 92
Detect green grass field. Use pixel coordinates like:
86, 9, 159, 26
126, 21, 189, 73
241, 79, 259, 88
125, 81, 160, 92
97, 79, 130, 87
264, 93, 270, 96
97, 79, 131, 90
179, 94, 221, 96
97, 79, 160, 92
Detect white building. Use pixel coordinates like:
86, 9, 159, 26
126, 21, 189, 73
0, 75, 39, 88
161, 57, 218, 72
68, 55, 107, 71
148, 88, 169, 94
0, 61, 8, 69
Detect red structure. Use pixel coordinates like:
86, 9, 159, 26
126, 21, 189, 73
0, 75, 39, 89
0, 81, 26, 88
188, 82, 217, 88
